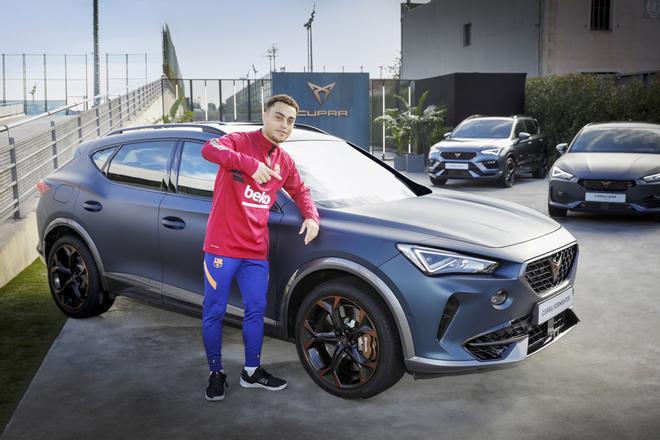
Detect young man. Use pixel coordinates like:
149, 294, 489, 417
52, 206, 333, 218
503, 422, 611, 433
200, 94, 320, 401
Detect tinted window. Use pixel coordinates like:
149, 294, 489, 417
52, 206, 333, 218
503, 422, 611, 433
451, 119, 513, 139
177, 141, 218, 198
514, 122, 526, 137
107, 140, 174, 189
91, 147, 116, 171
570, 128, 660, 154
281, 141, 416, 208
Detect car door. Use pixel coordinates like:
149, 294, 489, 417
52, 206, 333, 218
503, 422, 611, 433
526, 119, 546, 167
75, 139, 175, 304
158, 138, 284, 320
513, 120, 532, 170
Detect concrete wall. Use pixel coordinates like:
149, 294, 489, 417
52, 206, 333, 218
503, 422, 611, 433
541, 0, 660, 75
401, 0, 541, 79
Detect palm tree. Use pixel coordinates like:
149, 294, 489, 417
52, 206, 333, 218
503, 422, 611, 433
375, 90, 446, 157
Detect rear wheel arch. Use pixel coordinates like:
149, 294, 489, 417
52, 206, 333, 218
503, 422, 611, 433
43, 218, 109, 291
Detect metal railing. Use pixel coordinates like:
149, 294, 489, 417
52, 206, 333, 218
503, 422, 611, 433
0, 78, 166, 223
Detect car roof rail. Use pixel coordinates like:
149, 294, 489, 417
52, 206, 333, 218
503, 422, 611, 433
465, 114, 484, 119
106, 123, 224, 136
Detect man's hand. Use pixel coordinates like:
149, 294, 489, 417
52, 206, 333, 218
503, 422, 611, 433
299, 219, 319, 245
252, 161, 282, 184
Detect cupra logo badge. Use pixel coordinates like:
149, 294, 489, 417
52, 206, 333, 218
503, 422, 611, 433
307, 81, 336, 105
549, 255, 563, 283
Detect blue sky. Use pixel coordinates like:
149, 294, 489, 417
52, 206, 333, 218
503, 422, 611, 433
1, 0, 413, 99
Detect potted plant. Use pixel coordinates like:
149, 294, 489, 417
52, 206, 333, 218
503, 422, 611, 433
375, 90, 446, 172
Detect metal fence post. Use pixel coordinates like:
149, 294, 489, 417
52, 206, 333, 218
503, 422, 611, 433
108, 98, 113, 130
77, 114, 83, 143
95, 106, 101, 136
8, 137, 21, 219
50, 121, 59, 170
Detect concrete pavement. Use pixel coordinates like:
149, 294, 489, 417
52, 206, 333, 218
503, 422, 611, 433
3, 172, 660, 439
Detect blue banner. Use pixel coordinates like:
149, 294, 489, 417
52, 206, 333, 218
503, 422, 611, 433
271, 72, 370, 149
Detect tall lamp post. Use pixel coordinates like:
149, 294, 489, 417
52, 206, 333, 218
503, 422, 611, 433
303, 5, 316, 73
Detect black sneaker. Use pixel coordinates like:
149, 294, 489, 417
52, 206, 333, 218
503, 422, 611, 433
205, 371, 228, 401
240, 367, 287, 391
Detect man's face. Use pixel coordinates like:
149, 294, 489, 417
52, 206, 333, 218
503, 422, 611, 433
262, 101, 297, 144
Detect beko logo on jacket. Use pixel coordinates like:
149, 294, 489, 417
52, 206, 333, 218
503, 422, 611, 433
242, 185, 270, 209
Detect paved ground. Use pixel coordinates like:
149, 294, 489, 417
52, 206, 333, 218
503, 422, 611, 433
3, 171, 660, 440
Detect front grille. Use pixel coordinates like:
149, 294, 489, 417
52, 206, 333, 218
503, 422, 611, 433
464, 309, 578, 361
445, 169, 472, 178
441, 151, 476, 160
525, 244, 578, 295
579, 179, 635, 192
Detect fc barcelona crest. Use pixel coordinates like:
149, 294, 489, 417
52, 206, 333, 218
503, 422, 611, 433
213, 258, 223, 268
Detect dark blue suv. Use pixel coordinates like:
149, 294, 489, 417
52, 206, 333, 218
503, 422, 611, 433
36, 122, 579, 398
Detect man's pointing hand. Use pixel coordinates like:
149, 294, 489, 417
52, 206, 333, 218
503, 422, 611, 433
252, 161, 282, 184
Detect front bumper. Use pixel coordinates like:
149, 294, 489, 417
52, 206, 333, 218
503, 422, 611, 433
549, 178, 660, 215
427, 151, 504, 181
380, 234, 580, 375
406, 308, 579, 374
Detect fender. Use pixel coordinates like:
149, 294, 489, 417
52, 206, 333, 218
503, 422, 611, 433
43, 217, 110, 291
280, 257, 416, 359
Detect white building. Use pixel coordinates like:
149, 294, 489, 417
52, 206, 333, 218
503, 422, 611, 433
401, 0, 660, 79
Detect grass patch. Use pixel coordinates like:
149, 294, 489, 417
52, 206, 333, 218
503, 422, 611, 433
0, 259, 66, 432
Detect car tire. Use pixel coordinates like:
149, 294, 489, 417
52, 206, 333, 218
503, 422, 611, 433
47, 234, 114, 318
498, 156, 516, 188
294, 276, 405, 399
548, 205, 568, 217
532, 154, 548, 179
430, 176, 447, 186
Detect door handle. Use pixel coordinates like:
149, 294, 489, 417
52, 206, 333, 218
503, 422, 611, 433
82, 201, 103, 212
161, 216, 186, 230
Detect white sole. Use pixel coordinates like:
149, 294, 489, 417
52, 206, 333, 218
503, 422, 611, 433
239, 377, 288, 391
205, 393, 225, 401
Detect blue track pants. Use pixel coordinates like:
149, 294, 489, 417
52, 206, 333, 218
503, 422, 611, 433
201, 253, 269, 372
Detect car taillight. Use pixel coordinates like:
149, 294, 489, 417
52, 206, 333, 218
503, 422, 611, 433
36, 179, 52, 195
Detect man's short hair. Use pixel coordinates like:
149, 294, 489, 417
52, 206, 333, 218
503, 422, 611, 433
265, 94, 299, 113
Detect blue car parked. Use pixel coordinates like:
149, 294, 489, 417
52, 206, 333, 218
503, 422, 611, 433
36, 122, 579, 398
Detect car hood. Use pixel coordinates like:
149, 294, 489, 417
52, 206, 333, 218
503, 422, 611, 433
556, 153, 660, 179
432, 138, 511, 152
337, 191, 560, 248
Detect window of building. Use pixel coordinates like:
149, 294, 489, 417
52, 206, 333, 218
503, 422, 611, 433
591, 0, 611, 31
106, 140, 174, 190
463, 23, 471, 46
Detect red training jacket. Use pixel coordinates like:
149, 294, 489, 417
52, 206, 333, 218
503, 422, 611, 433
201, 128, 320, 260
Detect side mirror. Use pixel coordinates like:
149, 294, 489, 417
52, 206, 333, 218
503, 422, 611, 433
556, 143, 568, 155
518, 132, 531, 139
443, 132, 451, 139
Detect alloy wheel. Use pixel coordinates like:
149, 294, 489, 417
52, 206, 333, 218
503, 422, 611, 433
301, 295, 380, 389
50, 244, 90, 313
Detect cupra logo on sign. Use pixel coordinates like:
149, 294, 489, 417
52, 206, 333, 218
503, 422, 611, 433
307, 82, 336, 105
299, 81, 348, 117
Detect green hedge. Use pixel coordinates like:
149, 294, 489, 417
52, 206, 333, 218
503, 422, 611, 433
525, 73, 660, 155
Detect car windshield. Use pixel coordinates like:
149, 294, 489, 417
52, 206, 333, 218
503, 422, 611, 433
450, 119, 512, 139
280, 140, 417, 208
570, 128, 660, 154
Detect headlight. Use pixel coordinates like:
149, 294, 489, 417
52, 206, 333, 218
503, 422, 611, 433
397, 244, 499, 276
551, 166, 574, 180
642, 172, 660, 183
481, 148, 502, 156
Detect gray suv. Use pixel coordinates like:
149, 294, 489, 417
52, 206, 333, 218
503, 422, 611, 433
428, 115, 549, 187
36, 122, 579, 398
